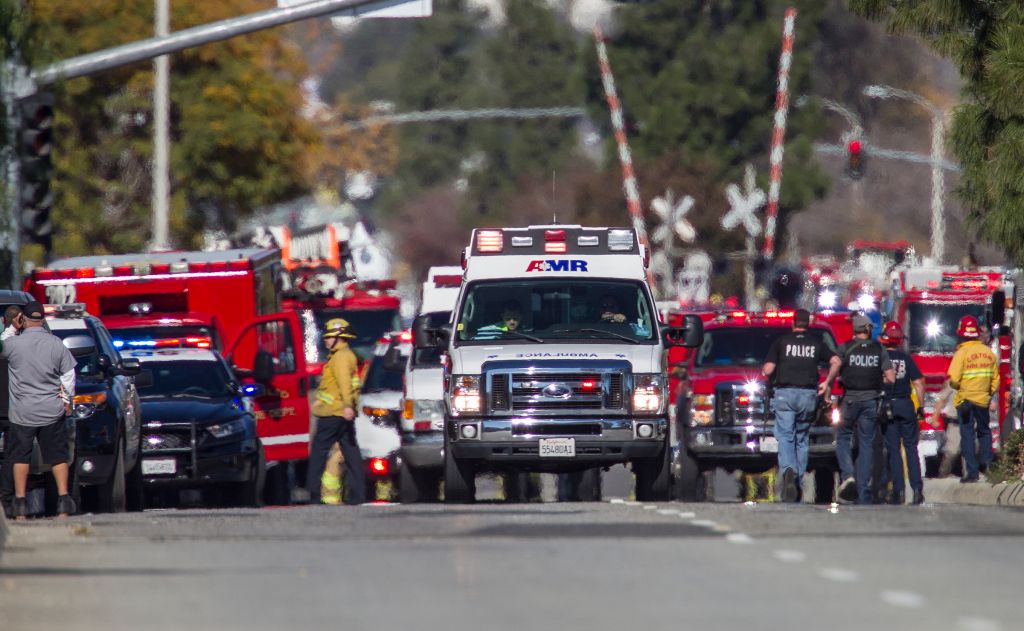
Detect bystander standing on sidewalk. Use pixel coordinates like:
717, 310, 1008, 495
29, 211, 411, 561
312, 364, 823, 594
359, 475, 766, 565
3, 301, 77, 520
946, 315, 998, 484
0, 306, 25, 517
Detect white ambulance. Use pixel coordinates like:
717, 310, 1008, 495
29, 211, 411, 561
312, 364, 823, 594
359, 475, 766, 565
420, 226, 702, 502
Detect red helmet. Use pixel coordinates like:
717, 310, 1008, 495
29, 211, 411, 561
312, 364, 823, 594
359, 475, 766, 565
957, 315, 981, 339
878, 320, 904, 346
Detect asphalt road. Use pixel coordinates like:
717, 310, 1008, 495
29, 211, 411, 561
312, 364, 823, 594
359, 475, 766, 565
2, 493, 1023, 631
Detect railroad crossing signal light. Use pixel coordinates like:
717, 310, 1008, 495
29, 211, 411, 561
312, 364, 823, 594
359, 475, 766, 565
17, 92, 55, 252
847, 139, 864, 180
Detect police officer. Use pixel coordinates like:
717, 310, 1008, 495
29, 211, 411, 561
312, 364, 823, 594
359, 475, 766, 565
306, 318, 366, 505
762, 309, 841, 502
878, 321, 926, 505
836, 314, 896, 504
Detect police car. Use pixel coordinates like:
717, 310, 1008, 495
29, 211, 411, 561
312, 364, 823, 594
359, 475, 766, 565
124, 348, 265, 507
46, 304, 145, 513
419, 226, 702, 502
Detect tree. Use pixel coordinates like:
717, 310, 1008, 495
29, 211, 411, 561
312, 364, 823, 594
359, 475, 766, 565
851, 0, 1022, 263
28, 0, 319, 255
584, 1, 829, 232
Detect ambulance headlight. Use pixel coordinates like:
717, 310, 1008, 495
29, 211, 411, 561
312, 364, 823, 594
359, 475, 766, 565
632, 374, 664, 413
450, 375, 482, 415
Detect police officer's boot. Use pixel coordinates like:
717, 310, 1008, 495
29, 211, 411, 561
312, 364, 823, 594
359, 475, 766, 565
886, 491, 904, 506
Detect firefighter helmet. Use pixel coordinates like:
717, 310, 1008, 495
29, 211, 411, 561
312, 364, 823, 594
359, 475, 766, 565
323, 318, 357, 340
878, 320, 904, 346
957, 315, 981, 339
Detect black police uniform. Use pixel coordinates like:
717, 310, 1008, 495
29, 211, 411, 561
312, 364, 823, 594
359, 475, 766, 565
838, 339, 891, 504
884, 348, 924, 502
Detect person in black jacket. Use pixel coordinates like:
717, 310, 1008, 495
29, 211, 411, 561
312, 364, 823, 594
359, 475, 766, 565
878, 320, 926, 505
836, 314, 896, 505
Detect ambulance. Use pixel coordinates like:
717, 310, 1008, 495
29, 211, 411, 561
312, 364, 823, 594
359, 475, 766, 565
418, 226, 702, 502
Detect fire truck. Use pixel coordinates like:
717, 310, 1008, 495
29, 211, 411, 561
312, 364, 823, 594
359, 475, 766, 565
673, 310, 841, 502
273, 223, 402, 365
889, 266, 1017, 468
23, 249, 315, 501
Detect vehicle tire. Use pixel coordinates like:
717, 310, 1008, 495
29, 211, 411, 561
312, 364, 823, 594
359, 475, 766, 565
635, 439, 671, 502
811, 467, 835, 504
233, 444, 266, 508
442, 437, 475, 504
557, 469, 602, 502
97, 438, 127, 513
674, 446, 702, 502
263, 461, 290, 506
398, 460, 439, 504
125, 445, 145, 512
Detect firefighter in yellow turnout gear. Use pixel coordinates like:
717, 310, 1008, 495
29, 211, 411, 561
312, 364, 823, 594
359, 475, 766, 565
946, 315, 999, 483
305, 318, 367, 505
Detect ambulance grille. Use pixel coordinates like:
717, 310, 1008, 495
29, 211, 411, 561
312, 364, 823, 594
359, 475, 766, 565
490, 374, 509, 411
607, 374, 623, 408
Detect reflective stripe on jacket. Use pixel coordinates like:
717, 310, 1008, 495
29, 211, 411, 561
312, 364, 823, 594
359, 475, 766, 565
312, 344, 360, 417
947, 340, 998, 407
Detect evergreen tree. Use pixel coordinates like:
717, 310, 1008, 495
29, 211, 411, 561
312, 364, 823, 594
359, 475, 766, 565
851, 0, 1023, 263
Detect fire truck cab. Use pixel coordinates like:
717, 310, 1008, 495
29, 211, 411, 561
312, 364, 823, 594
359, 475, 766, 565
422, 225, 703, 503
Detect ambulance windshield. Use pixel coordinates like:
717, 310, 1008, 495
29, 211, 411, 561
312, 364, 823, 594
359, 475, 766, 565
455, 279, 656, 344
906, 303, 986, 354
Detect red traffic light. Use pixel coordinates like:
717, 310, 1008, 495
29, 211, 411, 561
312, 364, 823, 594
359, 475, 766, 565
848, 139, 862, 155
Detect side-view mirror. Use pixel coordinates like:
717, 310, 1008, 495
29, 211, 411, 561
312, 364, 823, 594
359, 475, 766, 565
62, 335, 96, 358
253, 350, 275, 383
118, 356, 142, 376
662, 314, 704, 348
241, 383, 267, 398
382, 345, 406, 372
413, 314, 450, 349
134, 369, 154, 389
991, 289, 1006, 333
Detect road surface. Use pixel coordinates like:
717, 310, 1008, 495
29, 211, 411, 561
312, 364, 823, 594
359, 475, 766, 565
2, 496, 1022, 631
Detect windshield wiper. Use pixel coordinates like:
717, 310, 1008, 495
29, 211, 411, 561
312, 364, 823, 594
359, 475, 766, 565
491, 330, 545, 343
573, 328, 642, 344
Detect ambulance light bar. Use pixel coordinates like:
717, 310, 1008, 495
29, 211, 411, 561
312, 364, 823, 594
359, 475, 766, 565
607, 229, 634, 251
470, 227, 637, 255
476, 230, 504, 253
433, 274, 463, 288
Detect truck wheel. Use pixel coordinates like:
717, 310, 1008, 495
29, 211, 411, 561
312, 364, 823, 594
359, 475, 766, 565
398, 459, 439, 504
442, 438, 475, 504
635, 439, 671, 502
126, 444, 145, 512
811, 467, 835, 504
97, 438, 127, 513
263, 462, 290, 506
233, 444, 266, 508
674, 446, 702, 502
557, 469, 602, 502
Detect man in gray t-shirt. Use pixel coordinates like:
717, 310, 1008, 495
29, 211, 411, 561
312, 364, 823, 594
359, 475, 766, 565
2, 301, 77, 519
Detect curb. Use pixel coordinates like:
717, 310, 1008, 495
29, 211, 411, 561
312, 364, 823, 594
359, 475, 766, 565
923, 477, 1024, 507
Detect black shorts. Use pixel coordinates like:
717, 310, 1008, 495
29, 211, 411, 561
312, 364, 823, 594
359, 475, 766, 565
4, 418, 70, 465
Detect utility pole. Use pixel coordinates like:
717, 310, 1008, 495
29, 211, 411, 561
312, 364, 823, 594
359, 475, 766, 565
152, 0, 171, 251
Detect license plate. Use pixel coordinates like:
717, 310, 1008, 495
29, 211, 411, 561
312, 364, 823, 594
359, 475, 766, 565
539, 437, 575, 457
142, 459, 177, 475
919, 439, 938, 457
760, 437, 779, 453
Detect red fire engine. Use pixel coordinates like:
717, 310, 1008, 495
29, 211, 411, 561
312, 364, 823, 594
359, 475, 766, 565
890, 266, 1016, 466
23, 249, 315, 475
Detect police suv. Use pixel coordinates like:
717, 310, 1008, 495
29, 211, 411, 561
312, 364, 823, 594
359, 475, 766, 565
419, 226, 701, 502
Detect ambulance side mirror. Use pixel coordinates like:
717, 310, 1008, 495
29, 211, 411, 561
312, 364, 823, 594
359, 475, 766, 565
382, 345, 405, 372
663, 314, 704, 348
413, 314, 449, 349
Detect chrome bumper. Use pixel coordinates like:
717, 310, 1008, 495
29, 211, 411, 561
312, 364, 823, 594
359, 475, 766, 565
685, 425, 837, 456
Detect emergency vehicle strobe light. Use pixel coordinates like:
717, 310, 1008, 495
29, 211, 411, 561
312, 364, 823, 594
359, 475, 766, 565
544, 229, 567, 254
511, 236, 533, 247
607, 229, 634, 251
577, 235, 599, 247
476, 230, 503, 253
369, 457, 389, 476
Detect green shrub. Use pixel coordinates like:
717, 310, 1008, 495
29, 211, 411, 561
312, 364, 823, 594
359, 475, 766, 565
986, 429, 1024, 483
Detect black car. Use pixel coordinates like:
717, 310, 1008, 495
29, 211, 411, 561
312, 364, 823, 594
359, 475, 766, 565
48, 305, 146, 513
127, 348, 265, 507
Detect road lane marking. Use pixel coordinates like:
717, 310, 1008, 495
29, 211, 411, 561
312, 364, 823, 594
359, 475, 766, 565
817, 568, 861, 583
624, 501, 641, 506
880, 590, 925, 608
676, 512, 696, 519
690, 519, 718, 528
609, 498, 625, 504
725, 533, 754, 544
656, 509, 679, 516
642, 505, 658, 510
773, 549, 806, 563
957, 617, 1002, 631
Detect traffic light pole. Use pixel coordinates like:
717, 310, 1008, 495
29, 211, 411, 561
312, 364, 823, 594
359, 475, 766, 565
1, 61, 27, 288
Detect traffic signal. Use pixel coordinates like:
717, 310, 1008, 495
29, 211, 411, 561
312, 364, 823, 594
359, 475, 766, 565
847, 139, 864, 180
17, 92, 55, 252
